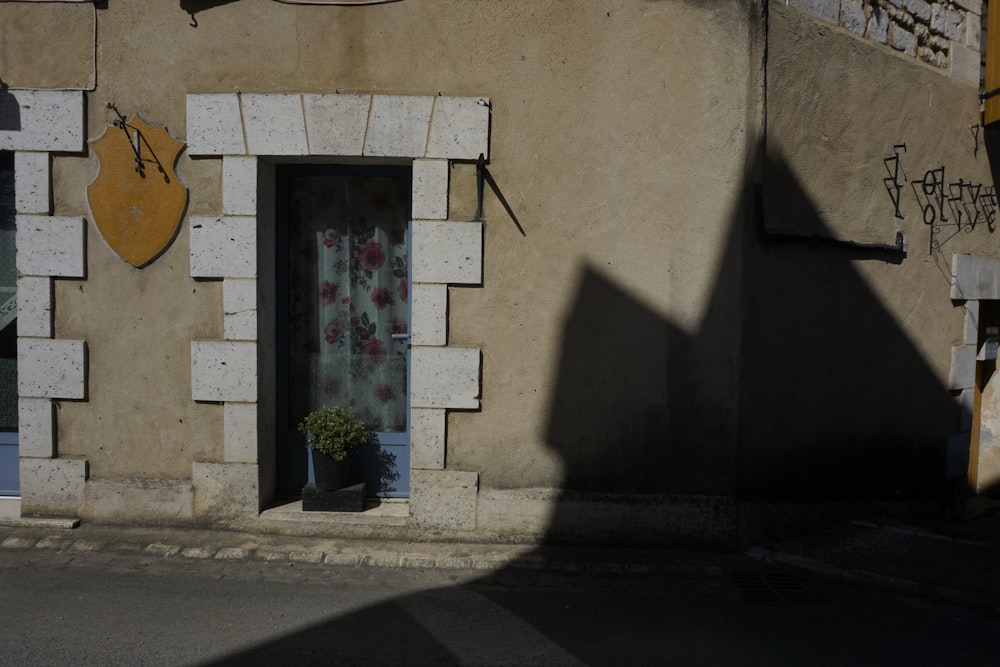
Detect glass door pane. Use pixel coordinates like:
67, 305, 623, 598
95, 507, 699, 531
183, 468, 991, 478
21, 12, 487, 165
0, 153, 17, 496
278, 165, 411, 498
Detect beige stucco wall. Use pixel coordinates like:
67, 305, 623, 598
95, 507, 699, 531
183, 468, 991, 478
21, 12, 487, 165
2, 0, 759, 497
5, 0, 997, 527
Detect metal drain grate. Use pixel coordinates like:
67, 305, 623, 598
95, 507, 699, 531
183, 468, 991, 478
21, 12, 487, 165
729, 571, 816, 603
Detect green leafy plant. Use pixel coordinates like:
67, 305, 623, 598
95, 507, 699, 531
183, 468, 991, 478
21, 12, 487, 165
297, 406, 371, 462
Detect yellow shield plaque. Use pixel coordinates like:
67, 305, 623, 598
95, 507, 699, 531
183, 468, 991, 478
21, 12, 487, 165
87, 116, 188, 268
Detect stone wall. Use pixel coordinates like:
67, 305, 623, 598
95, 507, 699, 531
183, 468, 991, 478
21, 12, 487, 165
790, 0, 983, 84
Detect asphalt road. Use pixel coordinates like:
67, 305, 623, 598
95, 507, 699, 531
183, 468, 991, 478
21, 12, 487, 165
0, 546, 997, 666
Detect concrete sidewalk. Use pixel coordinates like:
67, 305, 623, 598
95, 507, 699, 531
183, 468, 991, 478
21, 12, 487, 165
748, 499, 1000, 612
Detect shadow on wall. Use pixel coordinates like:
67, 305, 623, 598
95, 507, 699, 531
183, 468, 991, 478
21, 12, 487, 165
539, 144, 958, 547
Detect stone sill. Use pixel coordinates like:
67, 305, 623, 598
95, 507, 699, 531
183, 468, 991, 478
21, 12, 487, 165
259, 497, 409, 531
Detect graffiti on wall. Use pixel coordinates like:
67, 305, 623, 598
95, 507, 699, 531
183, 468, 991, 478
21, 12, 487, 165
882, 143, 997, 254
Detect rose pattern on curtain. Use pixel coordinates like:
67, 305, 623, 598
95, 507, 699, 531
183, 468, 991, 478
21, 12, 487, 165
287, 174, 410, 434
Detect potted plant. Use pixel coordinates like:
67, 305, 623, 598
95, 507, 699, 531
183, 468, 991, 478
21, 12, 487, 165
297, 406, 371, 492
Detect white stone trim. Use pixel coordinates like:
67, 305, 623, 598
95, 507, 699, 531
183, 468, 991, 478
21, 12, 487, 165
187, 91, 490, 528
14, 152, 50, 215
222, 157, 258, 216
951, 254, 1000, 300
242, 95, 309, 156
17, 398, 53, 459
303, 94, 371, 155
949, 343, 977, 391
411, 221, 483, 284
17, 339, 86, 399
5, 89, 87, 518
223, 278, 257, 341
190, 216, 257, 279
223, 402, 258, 463
410, 283, 448, 346
15, 215, 86, 278
410, 347, 481, 409
411, 159, 449, 220
191, 340, 257, 402
16, 276, 51, 338
0, 90, 85, 153
410, 408, 446, 469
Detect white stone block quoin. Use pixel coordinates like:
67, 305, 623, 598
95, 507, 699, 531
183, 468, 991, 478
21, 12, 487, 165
191, 340, 257, 402
224, 278, 257, 341
190, 216, 256, 278
412, 160, 449, 220
963, 300, 980, 346
223, 157, 258, 216
16, 276, 52, 338
17, 339, 86, 399
364, 96, 434, 157
19, 398, 54, 458
16, 216, 86, 278
186, 94, 246, 156
14, 152, 50, 214
412, 221, 483, 284
19, 457, 87, 517
192, 461, 259, 520
0, 90, 85, 153
410, 408, 446, 469
427, 97, 491, 160
951, 254, 1000, 300
949, 344, 977, 390
411, 283, 447, 346
242, 95, 308, 156
789, 0, 840, 24
224, 402, 258, 463
410, 347, 480, 409
952, 45, 981, 85
303, 94, 371, 155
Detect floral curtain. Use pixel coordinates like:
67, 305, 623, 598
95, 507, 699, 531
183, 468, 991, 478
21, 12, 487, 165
287, 173, 409, 433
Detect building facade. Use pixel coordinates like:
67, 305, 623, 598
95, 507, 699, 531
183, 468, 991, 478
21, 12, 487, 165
0, 0, 997, 547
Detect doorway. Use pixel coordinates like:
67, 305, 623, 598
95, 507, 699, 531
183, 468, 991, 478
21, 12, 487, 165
0, 153, 16, 496
275, 164, 412, 498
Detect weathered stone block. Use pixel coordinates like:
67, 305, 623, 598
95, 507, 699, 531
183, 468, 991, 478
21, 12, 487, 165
841, 0, 866, 34
789, 0, 840, 23
903, 0, 931, 22
410, 346, 480, 409
411, 159, 449, 220
363, 95, 434, 157
410, 408, 445, 469
411, 283, 447, 346
18, 398, 53, 458
190, 216, 257, 279
14, 152, 50, 214
963, 300, 980, 346
410, 469, 478, 530
186, 94, 245, 156
891, 24, 917, 56
192, 461, 259, 522
426, 97, 491, 160
223, 157, 258, 216
17, 338, 85, 399
16, 276, 51, 338
953, 254, 975, 299
869, 10, 889, 43
191, 340, 257, 402
949, 344, 977, 390
0, 90, 84, 153
303, 94, 371, 155
19, 457, 86, 517
952, 44, 981, 84
16, 216, 85, 278
224, 402, 258, 463
242, 94, 308, 156
411, 221, 482, 285
224, 278, 257, 341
